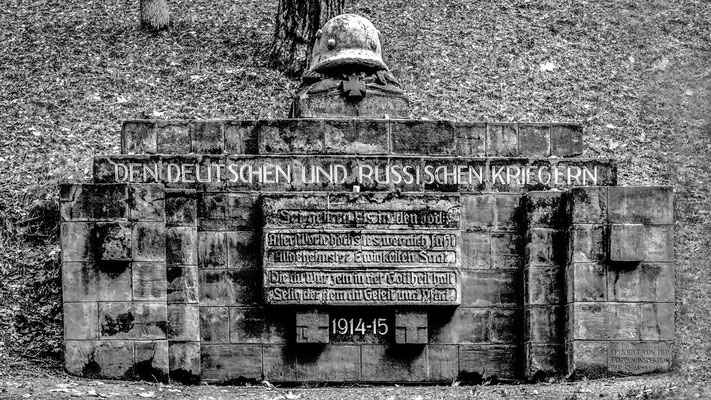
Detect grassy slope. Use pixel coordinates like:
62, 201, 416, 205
0, 0, 710, 394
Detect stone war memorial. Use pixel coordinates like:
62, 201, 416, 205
60, 14, 674, 384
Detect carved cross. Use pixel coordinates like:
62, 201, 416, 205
341, 74, 367, 98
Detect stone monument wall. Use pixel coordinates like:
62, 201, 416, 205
60, 119, 673, 383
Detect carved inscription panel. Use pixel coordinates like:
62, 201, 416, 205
607, 342, 672, 374
261, 194, 461, 306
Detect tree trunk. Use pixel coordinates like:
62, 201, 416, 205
140, 0, 170, 31
268, 0, 345, 76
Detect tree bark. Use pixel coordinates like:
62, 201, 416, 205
268, 0, 345, 76
140, 0, 170, 31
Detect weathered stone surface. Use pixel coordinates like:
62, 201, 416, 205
198, 193, 257, 230
490, 308, 521, 344
525, 191, 564, 228
525, 343, 564, 379
525, 229, 558, 266
518, 124, 550, 157
61, 222, 94, 262
60, 184, 129, 221
394, 311, 428, 344
258, 120, 324, 154
63, 262, 132, 302
99, 302, 167, 339
198, 231, 226, 269
391, 120, 456, 155
65, 340, 134, 379
165, 189, 197, 226
225, 121, 257, 154
428, 345, 459, 381
169, 342, 201, 384
567, 262, 606, 302
95, 222, 132, 262
607, 263, 674, 303
230, 307, 289, 344
568, 187, 608, 224
201, 344, 263, 382
134, 340, 169, 382
609, 224, 644, 262
459, 344, 518, 381
566, 340, 607, 378
296, 311, 329, 344
607, 341, 672, 374
361, 345, 427, 381
525, 306, 562, 343
324, 119, 388, 154
296, 345, 360, 382
167, 266, 198, 304
129, 184, 164, 221
486, 124, 518, 157
122, 121, 157, 155
155, 121, 190, 154
200, 306, 229, 343
461, 194, 520, 231
132, 222, 166, 262
490, 232, 522, 269
191, 122, 224, 154
644, 225, 674, 262
227, 231, 259, 270
263, 345, 297, 381
607, 187, 673, 225
429, 308, 489, 344
166, 227, 197, 266
460, 270, 520, 307
640, 303, 674, 340
461, 232, 490, 269
550, 124, 583, 157
454, 122, 486, 157
167, 304, 200, 341
569, 224, 606, 263
568, 302, 640, 341
525, 265, 563, 305
199, 269, 259, 306
64, 302, 99, 340
132, 262, 167, 301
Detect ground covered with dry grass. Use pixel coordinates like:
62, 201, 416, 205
1, 0, 710, 398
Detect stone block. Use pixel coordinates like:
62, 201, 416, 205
568, 302, 639, 341
324, 119, 388, 154
60, 184, 129, 221
198, 231, 226, 269
198, 193, 257, 230
608, 187, 673, 225
63, 262, 132, 302
609, 224, 644, 262
567, 340, 607, 378
567, 187, 608, 224
461, 194, 520, 231
525, 191, 564, 228
169, 342, 201, 384
395, 311, 428, 344
429, 308, 489, 344
644, 225, 674, 262
191, 121, 225, 154
95, 222, 132, 262
64, 302, 99, 340
134, 340, 169, 382
229, 307, 289, 344
525, 265, 563, 305
129, 184, 164, 221
61, 222, 94, 262
227, 231, 259, 270
640, 303, 674, 340
490, 232, 522, 269
461, 232, 490, 269
199, 269, 259, 306
391, 120, 456, 155
607, 262, 674, 302
525, 229, 555, 266
166, 227, 197, 266
453, 122, 486, 157
296, 345, 360, 382
525, 343, 564, 380
156, 121, 191, 154
428, 345, 459, 381
225, 121, 257, 154
132, 222, 166, 262
608, 341, 672, 375
459, 344, 518, 381
486, 123, 518, 156
460, 270, 520, 307
165, 189, 197, 226
296, 311, 329, 344
263, 345, 297, 381
361, 345, 427, 382
525, 306, 562, 343
258, 119, 324, 154
201, 344, 263, 382
518, 123, 550, 157
167, 266, 199, 304
99, 302, 167, 339
567, 262, 606, 302
550, 124, 583, 157
132, 262, 167, 301
122, 121, 157, 154
167, 304, 200, 341
200, 306, 229, 343
490, 308, 521, 344
569, 224, 606, 263
65, 340, 134, 379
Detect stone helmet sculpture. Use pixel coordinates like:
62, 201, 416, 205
310, 14, 388, 73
